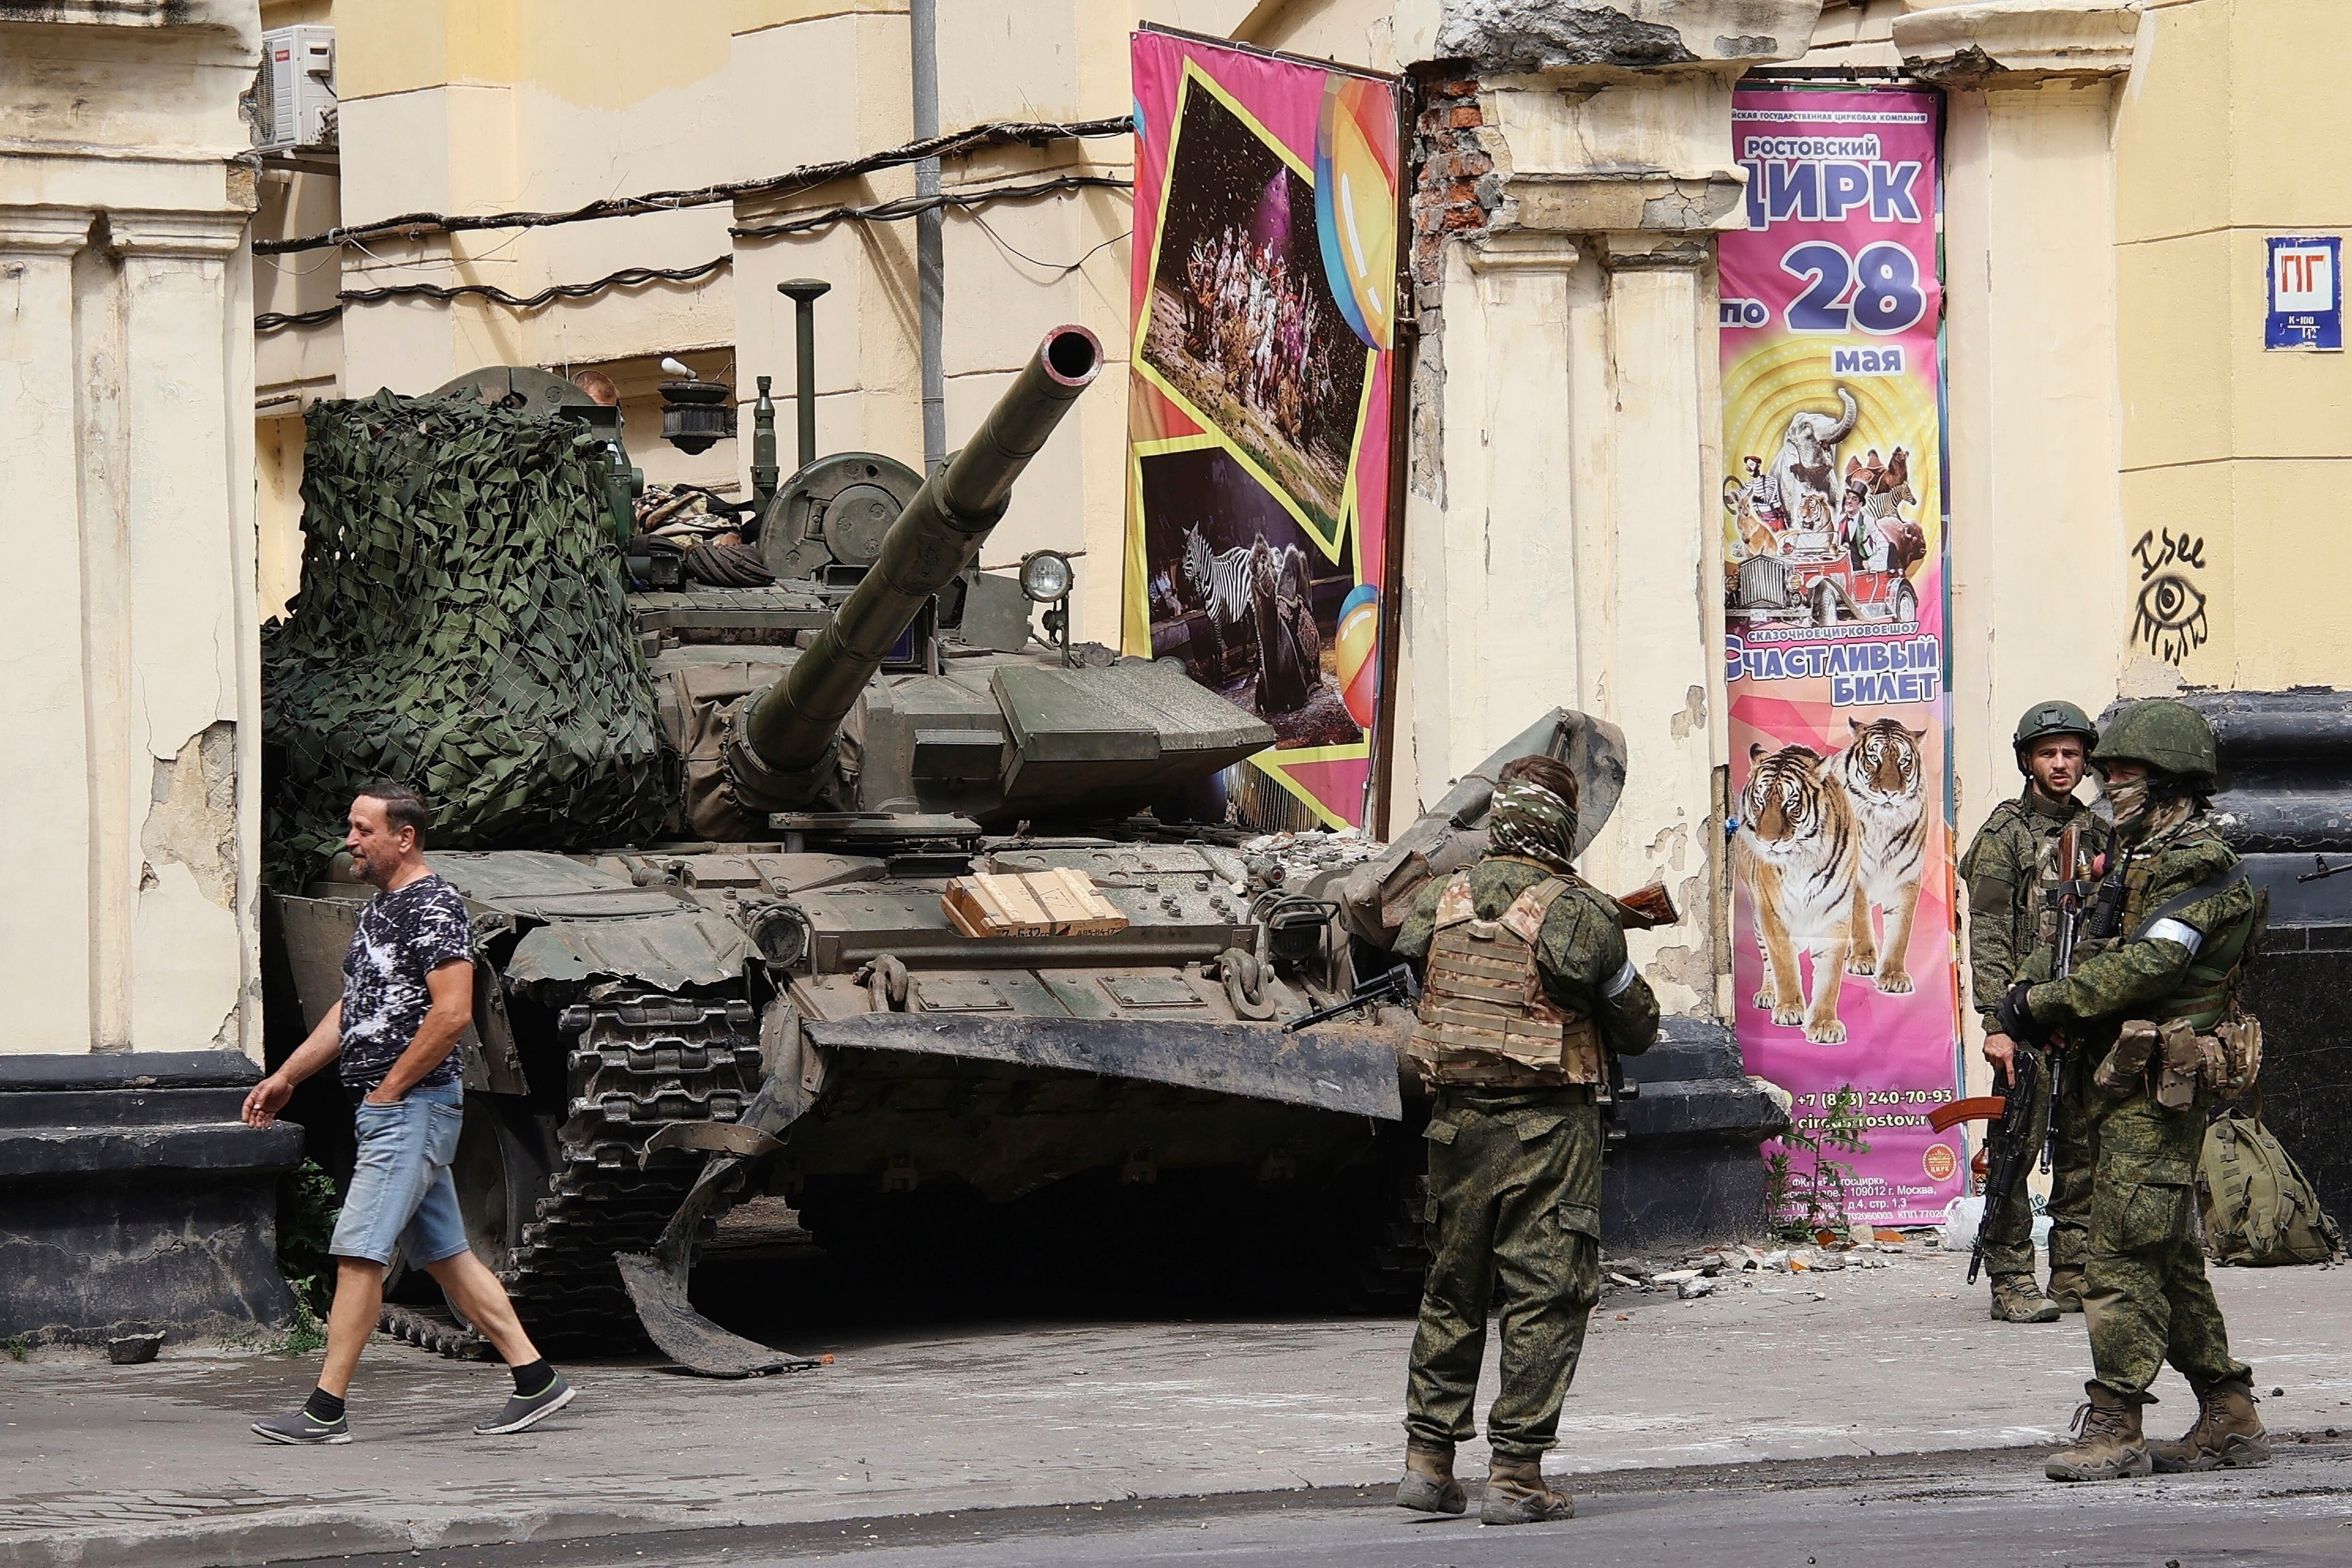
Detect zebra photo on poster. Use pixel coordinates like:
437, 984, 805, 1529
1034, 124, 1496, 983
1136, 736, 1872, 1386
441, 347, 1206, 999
1124, 28, 1399, 830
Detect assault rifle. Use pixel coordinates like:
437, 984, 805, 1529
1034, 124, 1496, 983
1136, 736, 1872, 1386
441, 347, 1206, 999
2039, 824, 2093, 1173
1283, 963, 1420, 1033
1968, 1045, 2042, 1285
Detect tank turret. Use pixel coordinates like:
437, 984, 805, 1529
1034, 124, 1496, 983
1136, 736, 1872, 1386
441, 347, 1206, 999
721, 325, 1104, 811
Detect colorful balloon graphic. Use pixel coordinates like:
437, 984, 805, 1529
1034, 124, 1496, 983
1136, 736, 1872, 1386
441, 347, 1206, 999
1314, 76, 1398, 352
1335, 586, 1380, 729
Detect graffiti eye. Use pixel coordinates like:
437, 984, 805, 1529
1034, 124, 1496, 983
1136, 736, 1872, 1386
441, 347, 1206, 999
2136, 574, 2206, 630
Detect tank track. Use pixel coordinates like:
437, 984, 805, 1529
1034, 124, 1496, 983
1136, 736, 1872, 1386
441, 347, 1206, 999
382, 993, 763, 1359
380, 1302, 493, 1359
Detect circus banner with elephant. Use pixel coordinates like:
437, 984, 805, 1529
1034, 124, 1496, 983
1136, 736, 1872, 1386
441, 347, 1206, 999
1123, 27, 1399, 830
1721, 86, 1965, 1226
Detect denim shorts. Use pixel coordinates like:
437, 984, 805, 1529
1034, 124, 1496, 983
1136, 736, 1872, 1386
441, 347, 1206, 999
328, 1081, 471, 1267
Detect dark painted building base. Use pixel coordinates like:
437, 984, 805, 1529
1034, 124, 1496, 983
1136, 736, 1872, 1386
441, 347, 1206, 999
1604, 1016, 1788, 1251
2182, 689, 2352, 1232
0, 1051, 304, 1345
2238, 905, 2351, 1229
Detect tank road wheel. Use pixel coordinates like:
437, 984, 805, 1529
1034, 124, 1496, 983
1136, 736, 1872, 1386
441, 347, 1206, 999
382, 1095, 552, 1320
453, 1094, 556, 1277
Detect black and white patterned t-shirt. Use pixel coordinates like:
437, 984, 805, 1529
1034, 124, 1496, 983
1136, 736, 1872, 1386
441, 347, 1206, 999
338, 873, 474, 1094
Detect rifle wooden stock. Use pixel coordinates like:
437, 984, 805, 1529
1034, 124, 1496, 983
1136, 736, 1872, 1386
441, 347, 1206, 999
1613, 882, 1678, 929
1929, 1095, 2009, 1133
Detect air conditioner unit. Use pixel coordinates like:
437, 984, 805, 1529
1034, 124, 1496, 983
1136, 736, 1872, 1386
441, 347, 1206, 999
255, 25, 336, 153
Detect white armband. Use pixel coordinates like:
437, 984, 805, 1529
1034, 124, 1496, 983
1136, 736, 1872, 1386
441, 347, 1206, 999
1601, 956, 1639, 998
2144, 917, 2204, 956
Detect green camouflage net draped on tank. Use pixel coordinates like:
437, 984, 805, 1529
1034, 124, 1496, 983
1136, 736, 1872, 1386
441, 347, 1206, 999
262, 390, 668, 888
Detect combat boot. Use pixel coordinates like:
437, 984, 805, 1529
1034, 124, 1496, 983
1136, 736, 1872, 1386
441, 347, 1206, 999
2149, 1378, 2271, 1473
2044, 1385, 2152, 1481
1394, 1438, 1465, 1515
1990, 1274, 2060, 1323
2046, 1268, 2085, 1314
1479, 1454, 1574, 1524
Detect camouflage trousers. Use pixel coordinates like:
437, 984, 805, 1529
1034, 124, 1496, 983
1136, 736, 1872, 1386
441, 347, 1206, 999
2084, 1088, 2251, 1403
1404, 1087, 1602, 1460
1980, 1043, 2096, 1283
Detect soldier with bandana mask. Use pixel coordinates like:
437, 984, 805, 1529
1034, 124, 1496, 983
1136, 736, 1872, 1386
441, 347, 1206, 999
1386, 755, 1660, 1526
1999, 699, 2270, 1483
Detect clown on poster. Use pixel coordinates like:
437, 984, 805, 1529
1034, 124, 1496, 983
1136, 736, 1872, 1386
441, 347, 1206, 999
1721, 85, 1967, 1226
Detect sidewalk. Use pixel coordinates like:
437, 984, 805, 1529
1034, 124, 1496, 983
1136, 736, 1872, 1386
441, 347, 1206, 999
2, 1247, 2344, 1568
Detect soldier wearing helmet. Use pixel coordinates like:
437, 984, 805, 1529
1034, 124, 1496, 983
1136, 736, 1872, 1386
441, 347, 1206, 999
1957, 700, 2109, 1324
1998, 699, 2271, 1483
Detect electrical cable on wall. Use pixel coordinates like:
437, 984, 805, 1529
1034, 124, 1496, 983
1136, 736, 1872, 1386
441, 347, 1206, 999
255, 176, 1134, 333
257, 115, 1135, 257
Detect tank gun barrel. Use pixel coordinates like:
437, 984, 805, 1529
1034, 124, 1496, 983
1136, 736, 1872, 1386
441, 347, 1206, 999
726, 324, 1103, 804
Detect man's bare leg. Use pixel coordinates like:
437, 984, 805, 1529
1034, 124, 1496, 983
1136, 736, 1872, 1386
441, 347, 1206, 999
318, 1257, 386, 1398
422, 1250, 540, 1368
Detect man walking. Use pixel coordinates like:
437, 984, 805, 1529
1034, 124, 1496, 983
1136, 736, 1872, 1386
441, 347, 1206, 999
243, 783, 575, 1443
1388, 756, 1660, 1525
1957, 701, 2110, 1322
1999, 700, 2270, 1481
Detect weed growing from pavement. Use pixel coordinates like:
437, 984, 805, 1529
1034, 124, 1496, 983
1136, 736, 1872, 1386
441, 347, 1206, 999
1765, 1085, 1872, 1242
278, 1283, 329, 1356
277, 1158, 341, 1293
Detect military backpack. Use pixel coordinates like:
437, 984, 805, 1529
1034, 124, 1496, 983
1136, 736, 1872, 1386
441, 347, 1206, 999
2199, 1107, 2345, 1266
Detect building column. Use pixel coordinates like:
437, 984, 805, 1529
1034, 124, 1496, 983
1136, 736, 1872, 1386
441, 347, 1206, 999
0, 0, 303, 1345
1407, 5, 1822, 1019
0, 210, 104, 1054
114, 210, 261, 1057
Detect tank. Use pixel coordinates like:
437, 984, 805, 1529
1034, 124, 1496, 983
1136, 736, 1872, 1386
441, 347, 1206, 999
270, 313, 1562, 1374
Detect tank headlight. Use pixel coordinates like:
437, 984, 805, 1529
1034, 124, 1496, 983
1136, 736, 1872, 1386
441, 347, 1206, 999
1018, 549, 1073, 603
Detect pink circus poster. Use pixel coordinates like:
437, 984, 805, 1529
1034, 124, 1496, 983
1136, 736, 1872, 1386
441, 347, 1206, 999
1123, 27, 1399, 830
1721, 86, 1963, 1226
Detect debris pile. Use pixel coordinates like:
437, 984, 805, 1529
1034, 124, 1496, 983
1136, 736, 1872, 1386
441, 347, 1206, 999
1599, 1236, 1922, 1303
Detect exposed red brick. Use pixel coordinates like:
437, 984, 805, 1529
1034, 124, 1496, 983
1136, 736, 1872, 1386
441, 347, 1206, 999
1447, 103, 1482, 128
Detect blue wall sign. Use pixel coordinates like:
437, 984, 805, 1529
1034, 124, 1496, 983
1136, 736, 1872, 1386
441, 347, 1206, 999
2266, 236, 2342, 351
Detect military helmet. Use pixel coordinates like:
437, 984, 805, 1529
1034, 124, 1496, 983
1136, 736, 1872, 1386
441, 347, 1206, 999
2012, 699, 2097, 752
2091, 698, 2219, 788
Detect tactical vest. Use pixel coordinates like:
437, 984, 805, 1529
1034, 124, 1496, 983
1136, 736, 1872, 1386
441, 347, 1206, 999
1406, 872, 1602, 1089
2094, 820, 2265, 1032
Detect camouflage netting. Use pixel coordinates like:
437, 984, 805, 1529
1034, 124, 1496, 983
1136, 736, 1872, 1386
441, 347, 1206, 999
263, 390, 669, 888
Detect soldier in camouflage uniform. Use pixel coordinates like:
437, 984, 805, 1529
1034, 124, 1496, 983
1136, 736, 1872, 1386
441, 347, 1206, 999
1388, 755, 1661, 1526
2000, 700, 2270, 1482
1957, 700, 2110, 1323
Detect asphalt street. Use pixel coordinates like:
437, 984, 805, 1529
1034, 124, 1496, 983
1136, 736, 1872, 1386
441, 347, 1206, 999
270, 1441, 2352, 1568
7, 1248, 2344, 1568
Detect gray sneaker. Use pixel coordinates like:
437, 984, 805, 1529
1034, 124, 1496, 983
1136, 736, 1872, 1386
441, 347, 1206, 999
252, 1408, 351, 1445
475, 1371, 575, 1435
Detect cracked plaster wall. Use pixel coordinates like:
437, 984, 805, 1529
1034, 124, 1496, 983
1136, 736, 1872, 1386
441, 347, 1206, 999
1388, 2, 1817, 1021
0, 4, 262, 1057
